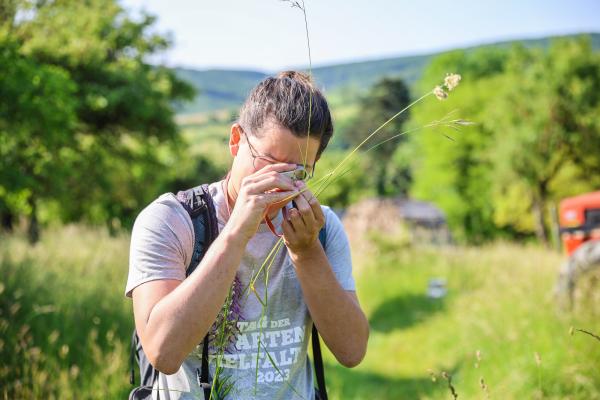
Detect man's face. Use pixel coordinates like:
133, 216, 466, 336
229, 120, 321, 213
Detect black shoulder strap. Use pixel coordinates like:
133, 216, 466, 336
176, 183, 219, 399
176, 183, 219, 275
313, 226, 328, 400
312, 326, 327, 400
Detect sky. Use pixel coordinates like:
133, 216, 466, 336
121, 0, 600, 72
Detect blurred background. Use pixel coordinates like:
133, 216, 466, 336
1, 0, 600, 398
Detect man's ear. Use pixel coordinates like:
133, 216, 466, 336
229, 123, 242, 157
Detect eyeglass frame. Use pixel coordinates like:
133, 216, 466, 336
239, 126, 316, 181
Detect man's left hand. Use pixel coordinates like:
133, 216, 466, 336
281, 180, 325, 256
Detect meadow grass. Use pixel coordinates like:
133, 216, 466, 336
323, 239, 600, 399
0, 225, 133, 399
2, 225, 600, 398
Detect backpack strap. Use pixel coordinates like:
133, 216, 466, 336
176, 183, 219, 399
176, 183, 219, 276
312, 326, 327, 400
130, 329, 160, 388
318, 226, 327, 251
313, 226, 329, 400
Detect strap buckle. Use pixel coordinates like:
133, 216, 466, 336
196, 368, 211, 389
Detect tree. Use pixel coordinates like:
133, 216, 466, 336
345, 77, 411, 196
410, 36, 600, 244
409, 48, 508, 243
0, 0, 195, 241
0, 36, 78, 239
487, 37, 600, 244
311, 150, 375, 209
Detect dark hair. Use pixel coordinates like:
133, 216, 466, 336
238, 71, 333, 157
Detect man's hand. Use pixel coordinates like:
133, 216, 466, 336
228, 163, 299, 242
283, 180, 370, 367
282, 180, 325, 256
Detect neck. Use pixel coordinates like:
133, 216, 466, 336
225, 174, 237, 213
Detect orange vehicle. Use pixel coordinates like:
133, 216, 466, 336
556, 191, 600, 309
559, 191, 600, 255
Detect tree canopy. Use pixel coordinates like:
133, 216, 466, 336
408, 36, 600, 244
0, 0, 197, 241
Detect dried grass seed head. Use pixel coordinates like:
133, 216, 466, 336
444, 73, 462, 91
433, 85, 448, 100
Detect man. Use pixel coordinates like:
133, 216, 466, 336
125, 71, 369, 399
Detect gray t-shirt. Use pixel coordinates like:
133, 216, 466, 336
125, 180, 355, 400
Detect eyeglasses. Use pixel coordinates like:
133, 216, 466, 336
241, 127, 316, 181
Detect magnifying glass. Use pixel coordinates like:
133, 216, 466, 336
279, 165, 309, 182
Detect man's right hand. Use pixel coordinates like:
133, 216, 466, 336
227, 163, 299, 241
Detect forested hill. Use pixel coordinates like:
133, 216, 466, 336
174, 32, 600, 115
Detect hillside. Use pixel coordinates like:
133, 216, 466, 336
174, 32, 600, 115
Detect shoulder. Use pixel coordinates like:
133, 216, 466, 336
207, 181, 221, 198
320, 205, 349, 245
135, 193, 192, 233
319, 205, 355, 290
132, 193, 195, 257
320, 205, 344, 231
126, 193, 194, 297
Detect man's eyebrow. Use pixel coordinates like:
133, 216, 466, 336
262, 151, 303, 165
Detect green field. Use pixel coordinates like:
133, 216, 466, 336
324, 242, 600, 399
1, 226, 599, 399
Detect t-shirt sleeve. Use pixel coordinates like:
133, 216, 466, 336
124, 195, 194, 298
322, 206, 356, 291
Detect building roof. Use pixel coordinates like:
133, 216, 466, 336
394, 198, 446, 224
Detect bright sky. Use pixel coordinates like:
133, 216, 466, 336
122, 0, 600, 71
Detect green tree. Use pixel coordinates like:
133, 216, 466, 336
487, 37, 600, 244
410, 36, 600, 244
345, 77, 411, 196
0, 0, 196, 241
312, 150, 375, 209
409, 48, 508, 243
0, 35, 78, 239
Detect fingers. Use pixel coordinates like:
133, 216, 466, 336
286, 206, 306, 232
253, 163, 296, 176
281, 184, 325, 252
262, 189, 300, 205
308, 192, 325, 227
292, 187, 316, 228
246, 172, 295, 194
243, 165, 297, 194
295, 181, 325, 228
282, 213, 296, 238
